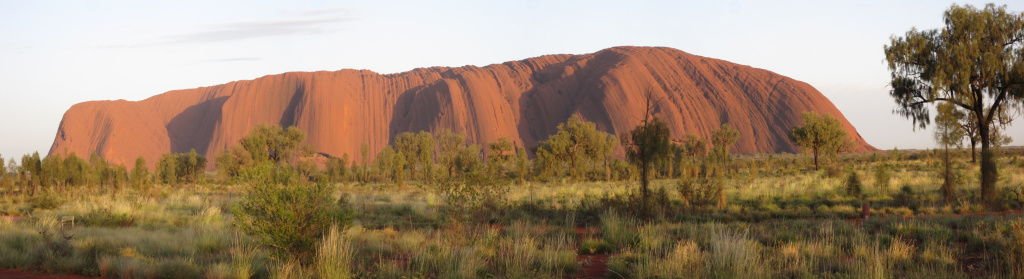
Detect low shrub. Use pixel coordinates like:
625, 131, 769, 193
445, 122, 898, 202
874, 164, 892, 190
996, 186, 1024, 211
232, 166, 354, 262
82, 209, 134, 228
678, 173, 724, 210
894, 185, 920, 211
845, 171, 863, 198
580, 238, 612, 255
29, 192, 62, 211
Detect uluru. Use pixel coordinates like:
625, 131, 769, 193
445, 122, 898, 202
48, 46, 874, 169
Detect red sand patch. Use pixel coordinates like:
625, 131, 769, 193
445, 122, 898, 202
0, 269, 95, 279
846, 209, 1024, 225
573, 254, 610, 279
571, 227, 609, 278
0, 214, 26, 222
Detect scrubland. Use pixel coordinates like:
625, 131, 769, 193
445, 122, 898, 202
1, 148, 1024, 278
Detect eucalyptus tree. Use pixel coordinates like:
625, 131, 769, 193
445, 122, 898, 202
884, 3, 1024, 205
486, 137, 515, 180
709, 123, 740, 166
394, 131, 435, 180
535, 114, 617, 181
621, 91, 672, 214
789, 112, 852, 170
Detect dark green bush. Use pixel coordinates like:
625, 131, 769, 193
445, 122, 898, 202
845, 171, 863, 198
29, 192, 62, 210
231, 163, 353, 262
431, 172, 509, 219
82, 208, 135, 227
874, 164, 892, 190
997, 187, 1024, 211
677, 164, 724, 210
894, 185, 920, 211
579, 238, 613, 255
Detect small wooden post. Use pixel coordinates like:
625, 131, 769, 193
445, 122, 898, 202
861, 203, 870, 220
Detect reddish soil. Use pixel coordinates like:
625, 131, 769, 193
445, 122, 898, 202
49, 46, 874, 170
574, 254, 610, 279
572, 227, 608, 279
0, 269, 94, 279
573, 227, 601, 237
845, 208, 1024, 225
0, 214, 26, 222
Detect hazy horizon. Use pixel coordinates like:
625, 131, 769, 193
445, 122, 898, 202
2, 0, 1022, 160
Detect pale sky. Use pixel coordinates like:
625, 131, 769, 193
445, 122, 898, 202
1, 0, 1022, 160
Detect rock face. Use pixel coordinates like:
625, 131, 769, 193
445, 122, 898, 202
49, 46, 875, 169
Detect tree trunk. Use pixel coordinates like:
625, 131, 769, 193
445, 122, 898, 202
942, 145, 953, 204
605, 159, 611, 182
970, 138, 977, 163
978, 124, 998, 209
813, 149, 820, 171
667, 158, 674, 179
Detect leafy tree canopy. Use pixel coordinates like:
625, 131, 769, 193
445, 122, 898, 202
789, 112, 851, 170
884, 3, 1024, 205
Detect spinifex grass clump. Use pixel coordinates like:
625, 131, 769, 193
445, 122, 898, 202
601, 210, 639, 251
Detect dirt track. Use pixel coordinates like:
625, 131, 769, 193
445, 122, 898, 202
0, 269, 95, 279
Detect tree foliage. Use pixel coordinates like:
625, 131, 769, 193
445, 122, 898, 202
240, 124, 307, 165
325, 153, 351, 184
394, 131, 434, 181
359, 142, 371, 183
455, 144, 483, 177
621, 90, 672, 214
216, 145, 253, 181
936, 103, 967, 204
374, 146, 407, 186
709, 123, 740, 165
884, 3, 1024, 206
130, 156, 149, 189
436, 129, 466, 178
486, 137, 515, 180
515, 145, 530, 185
681, 134, 707, 158
623, 116, 672, 214
534, 114, 617, 181
217, 125, 308, 182
231, 163, 353, 262
157, 149, 206, 185
789, 112, 852, 170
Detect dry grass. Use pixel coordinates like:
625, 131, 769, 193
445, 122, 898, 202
0, 149, 1021, 277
